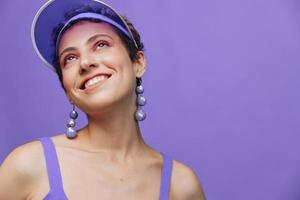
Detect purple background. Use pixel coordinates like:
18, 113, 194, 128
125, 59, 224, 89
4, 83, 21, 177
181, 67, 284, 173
1, 0, 300, 199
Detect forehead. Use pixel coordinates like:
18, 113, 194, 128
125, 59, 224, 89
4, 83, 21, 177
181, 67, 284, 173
59, 20, 120, 47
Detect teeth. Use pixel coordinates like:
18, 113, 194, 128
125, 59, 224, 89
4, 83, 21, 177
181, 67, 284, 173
84, 75, 108, 89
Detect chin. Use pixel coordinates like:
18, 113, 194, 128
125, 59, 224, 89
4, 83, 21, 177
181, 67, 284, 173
78, 91, 133, 116
70, 77, 135, 115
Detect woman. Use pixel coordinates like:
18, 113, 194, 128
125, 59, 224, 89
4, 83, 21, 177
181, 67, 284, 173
0, 0, 206, 199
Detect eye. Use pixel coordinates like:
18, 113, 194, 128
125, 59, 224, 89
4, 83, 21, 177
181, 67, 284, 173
95, 40, 109, 50
63, 55, 78, 66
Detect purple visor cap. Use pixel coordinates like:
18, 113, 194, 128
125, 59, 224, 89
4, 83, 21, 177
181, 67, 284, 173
31, 0, 138, 72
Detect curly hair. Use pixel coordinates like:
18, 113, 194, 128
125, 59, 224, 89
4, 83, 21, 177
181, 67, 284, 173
51, 5, 145, 90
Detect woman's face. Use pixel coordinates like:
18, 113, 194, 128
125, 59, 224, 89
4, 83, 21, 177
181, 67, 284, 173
58, 21, 145, 115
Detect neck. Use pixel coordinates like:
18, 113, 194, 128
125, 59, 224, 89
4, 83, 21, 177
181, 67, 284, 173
77, 98, 147, 161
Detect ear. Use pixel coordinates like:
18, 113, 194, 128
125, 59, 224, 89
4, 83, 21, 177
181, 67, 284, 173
133, 51, 147, 78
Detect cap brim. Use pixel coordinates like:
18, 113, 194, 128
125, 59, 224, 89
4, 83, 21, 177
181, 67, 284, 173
31, 0, 131, 72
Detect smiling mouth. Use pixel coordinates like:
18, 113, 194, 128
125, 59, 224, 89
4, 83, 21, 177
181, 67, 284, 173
80, 74, 112, 90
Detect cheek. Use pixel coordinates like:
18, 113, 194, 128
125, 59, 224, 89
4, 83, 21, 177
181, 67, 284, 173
99, 47, 132, 71
62, 70, 76, 91
100, 52, 135, 90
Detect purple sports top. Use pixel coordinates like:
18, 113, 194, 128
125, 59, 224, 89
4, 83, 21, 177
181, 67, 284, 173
38, 137, 173, 200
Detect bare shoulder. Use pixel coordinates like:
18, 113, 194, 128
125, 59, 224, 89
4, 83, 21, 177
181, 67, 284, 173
0, 140, 45, 199
170, 160, 206, 200
0, 140, 45, 177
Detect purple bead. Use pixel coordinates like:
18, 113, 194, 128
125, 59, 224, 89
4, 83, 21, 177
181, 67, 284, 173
67, 119, 76, 127
136, 85, 144, 94
70, 110, 78, 119
137, 95, 147, 106
66, 127, 77, 139
135, 109, 146, 121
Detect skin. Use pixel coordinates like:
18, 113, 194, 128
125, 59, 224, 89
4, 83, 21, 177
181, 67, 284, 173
0, 21, 206, 200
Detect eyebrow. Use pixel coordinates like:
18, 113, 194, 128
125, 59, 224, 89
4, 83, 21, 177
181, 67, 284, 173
86, 34, 113, 45
59, 34, 113, 58
59, 47, 77, 58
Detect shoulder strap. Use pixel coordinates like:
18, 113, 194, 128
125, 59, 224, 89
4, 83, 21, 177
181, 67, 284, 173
159, 152, 173, 200
38, 137, 65, 193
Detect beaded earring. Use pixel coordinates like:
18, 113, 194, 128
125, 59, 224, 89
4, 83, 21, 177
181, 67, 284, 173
135, 78, 147, 121
66, 104, 78, 139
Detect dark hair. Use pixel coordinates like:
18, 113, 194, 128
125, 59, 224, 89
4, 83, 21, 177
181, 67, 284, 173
51, 5, 145, 90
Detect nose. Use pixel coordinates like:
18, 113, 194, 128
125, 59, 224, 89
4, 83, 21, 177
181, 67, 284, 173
79, 53, 98, 74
